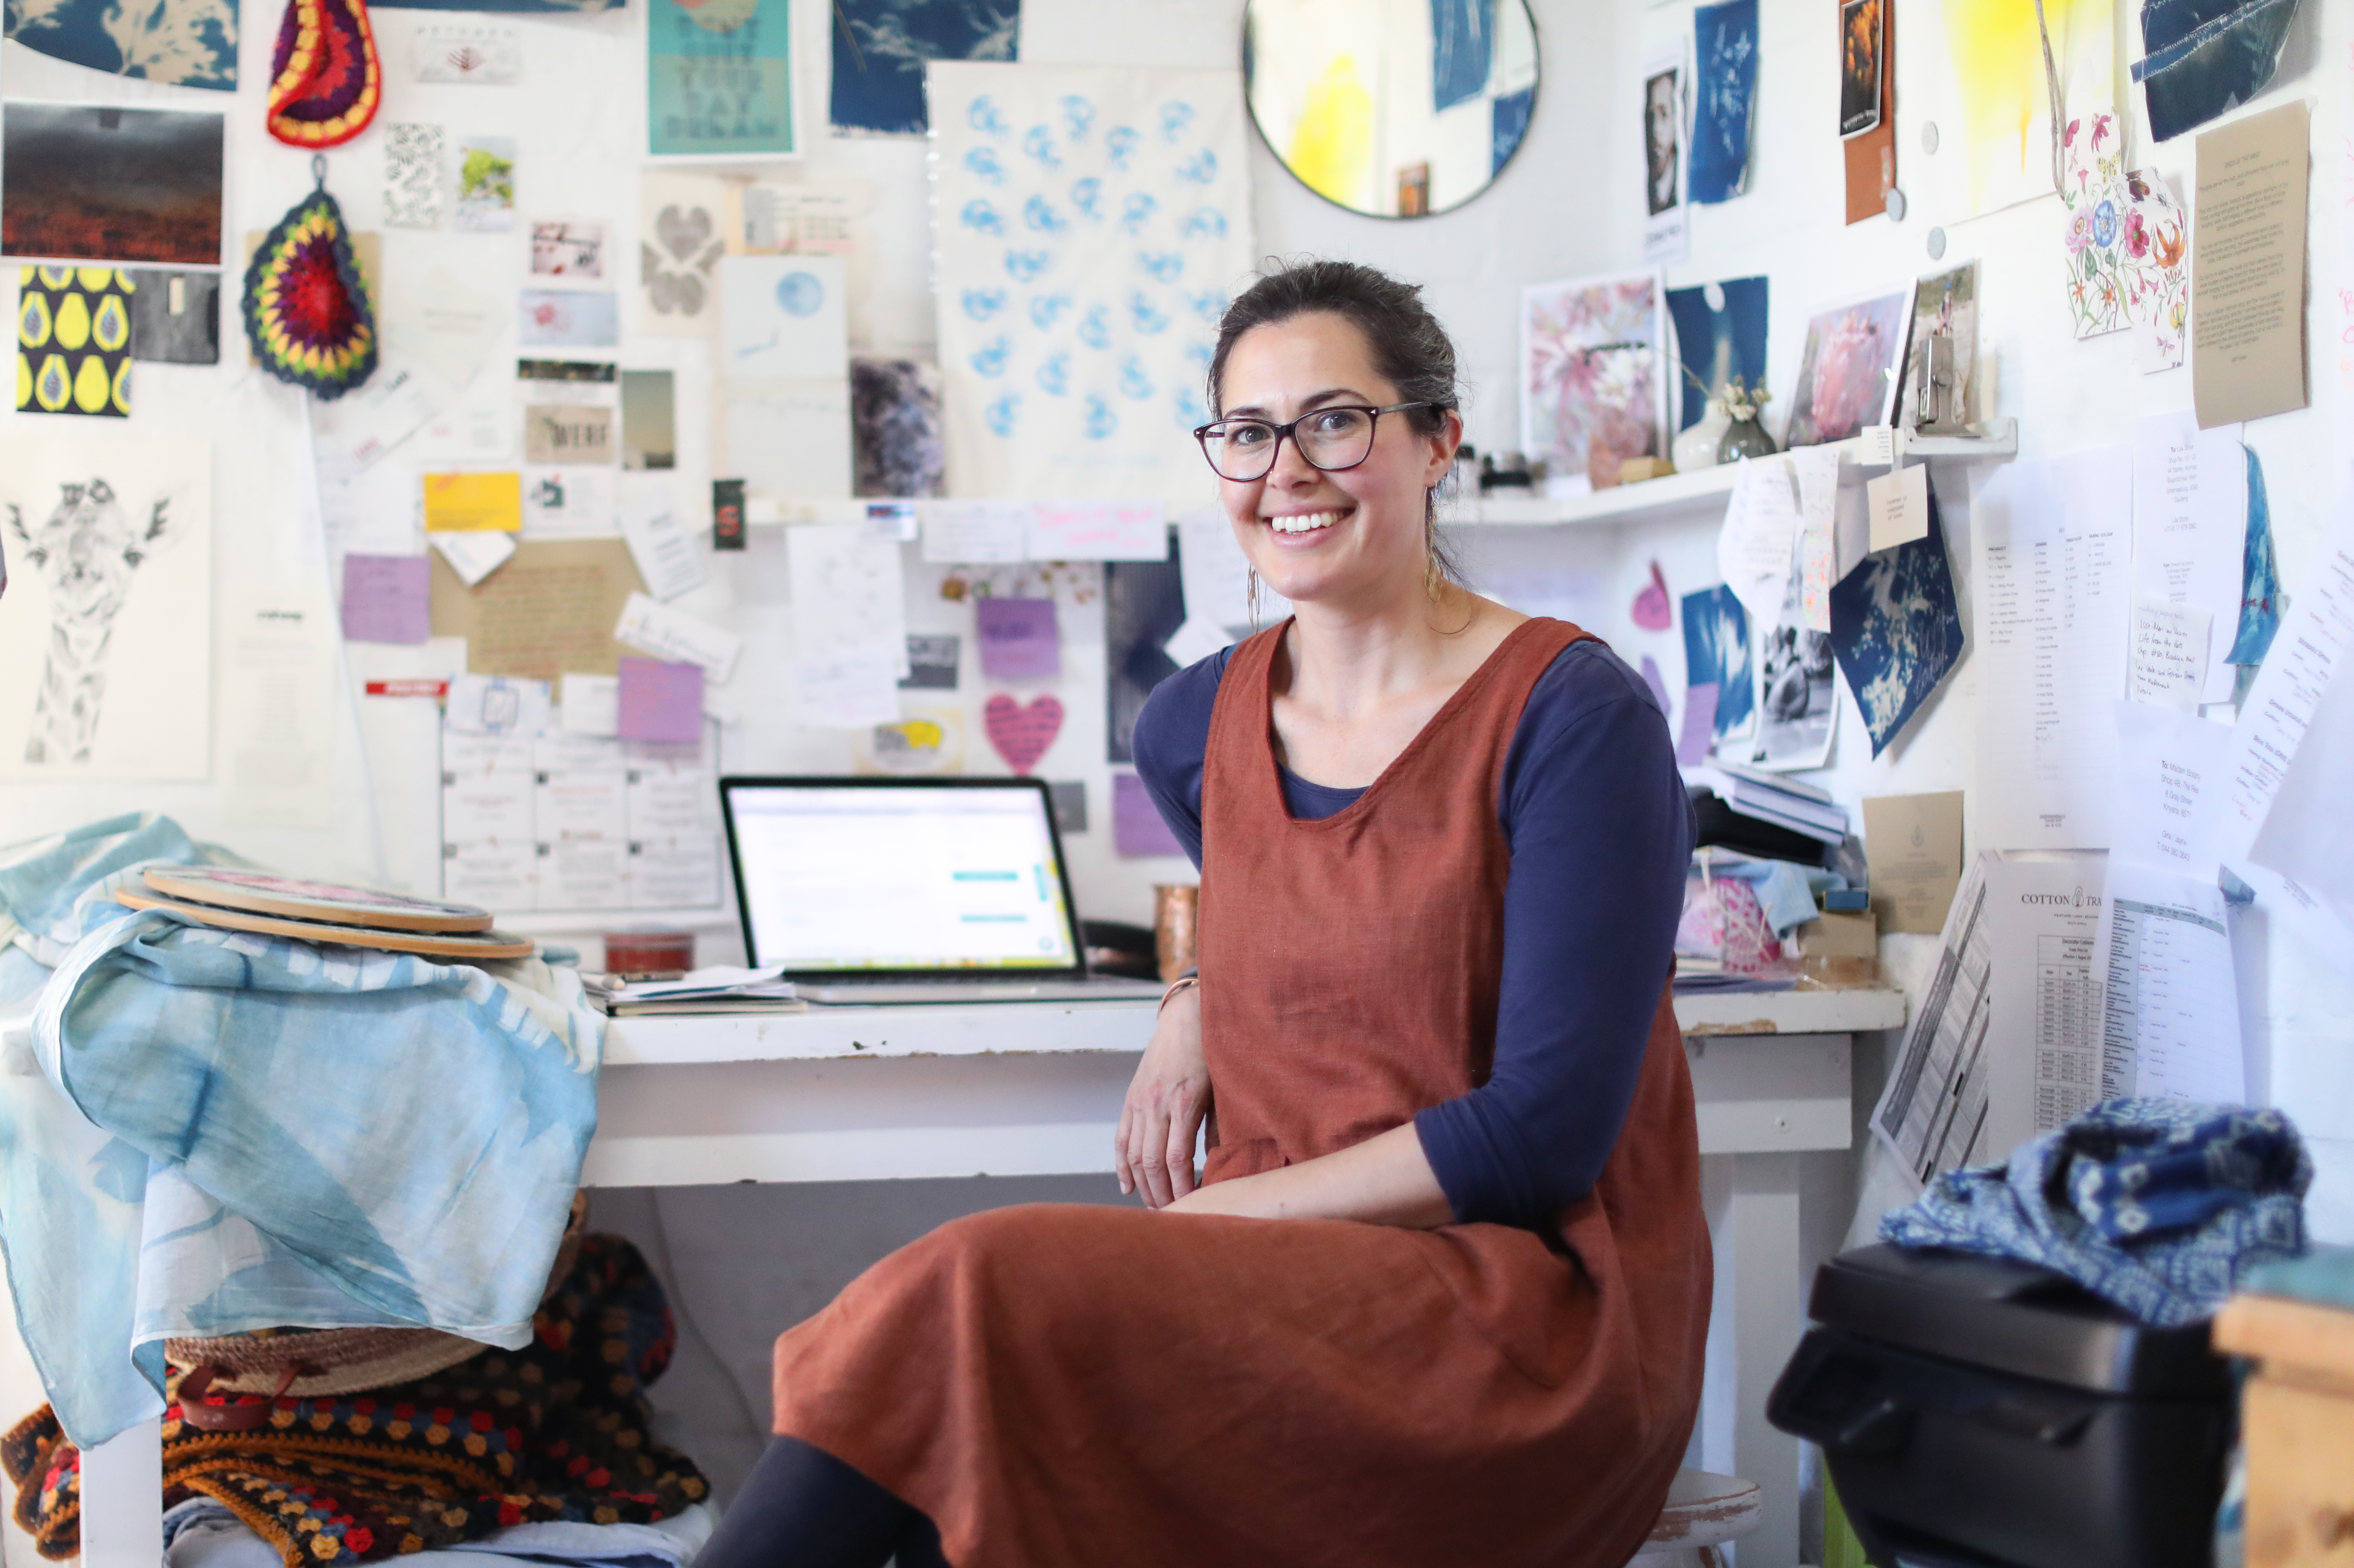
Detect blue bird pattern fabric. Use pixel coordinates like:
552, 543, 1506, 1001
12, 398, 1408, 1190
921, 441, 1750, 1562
931, 62, 1252, 504
1880, 1097, 2311, 1327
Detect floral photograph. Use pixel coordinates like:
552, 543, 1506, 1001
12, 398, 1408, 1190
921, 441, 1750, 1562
1520, 272, 1665, 491
1783, 284, 1911, 447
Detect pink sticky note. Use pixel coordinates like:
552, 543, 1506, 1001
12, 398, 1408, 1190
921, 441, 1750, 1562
1112, 772, 1185, 857
1632, 560, 1673, 631
617, 657, 703, 743
976, 596, 1061, 679
1675, 683, 1719, 765
341, 554, 431, 644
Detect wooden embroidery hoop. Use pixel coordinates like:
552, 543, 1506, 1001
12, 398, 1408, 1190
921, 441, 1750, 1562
138, 866, 494, 933
115, 890, 534, 960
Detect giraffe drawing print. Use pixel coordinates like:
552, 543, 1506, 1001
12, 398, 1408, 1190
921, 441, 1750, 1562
0, 431, 210, 781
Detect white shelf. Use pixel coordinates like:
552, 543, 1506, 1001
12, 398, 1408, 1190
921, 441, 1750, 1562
601, 985, 1909, 1067
1441, 419, 2019, 529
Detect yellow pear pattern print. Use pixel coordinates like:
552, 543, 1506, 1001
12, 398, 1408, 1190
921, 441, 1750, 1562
15, 265, 132, 417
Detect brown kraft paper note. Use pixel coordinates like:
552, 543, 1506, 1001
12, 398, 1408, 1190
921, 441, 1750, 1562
1862, 790, 1964, 935
429, 538, 645, 680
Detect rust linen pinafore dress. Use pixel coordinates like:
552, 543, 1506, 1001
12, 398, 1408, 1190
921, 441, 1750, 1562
770, 617, 1711, 1568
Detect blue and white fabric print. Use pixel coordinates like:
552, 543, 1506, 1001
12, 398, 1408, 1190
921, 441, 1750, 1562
931, 63, 1253, 501
1880, 1098, 2311, 1328
0, 814, 602, 1448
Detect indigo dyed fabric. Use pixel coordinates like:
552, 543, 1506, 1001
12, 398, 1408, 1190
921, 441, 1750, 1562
1689, 0, 1758, 204
2133, 0, 2302, 143
1882, 1098, 2311, 1327
0, 816, 601, 1449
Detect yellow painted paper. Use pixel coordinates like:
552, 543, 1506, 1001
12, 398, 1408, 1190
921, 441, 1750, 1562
1287, 55, 1374, 210
1943, 0, 2115, 218
423, 471, 524, 533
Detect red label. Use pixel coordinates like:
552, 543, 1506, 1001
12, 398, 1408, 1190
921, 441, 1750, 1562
364, 679, 448, 698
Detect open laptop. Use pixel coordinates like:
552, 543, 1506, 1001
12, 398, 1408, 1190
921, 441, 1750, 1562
719, 776, 1168, 1003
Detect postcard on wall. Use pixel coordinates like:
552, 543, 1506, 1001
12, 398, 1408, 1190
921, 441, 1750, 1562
830, 0, 1020, 137
621, 370, 678, 470
17, 266, 132, 417
1665, 275, 1767, 433
1895, 262, 1976, 429
1640, 48, 1688, 264
1784, 284, 1914, 447
412, 21, 522, 82
1752, 551, 1838, 771
530, 220, 605, 280
383, 122, 447, 230
930, 61, 1254, 505
0, 429, 212, 781
1688, 0, 1758, 204
1521, 272, 1667, 495
519, 290, 619, 348
639, 173, 728, 337
3, 0, 236, 87
453, 137, 517, 232
126, 268, 221, 365
1838, 0, 1883, 137
720, 255, 848, 380
524, 404, 617, 466
852, 358, 946, 498
1, 104, 224, 267
1861, 791, 1964, 935
523, 466, 618, 536
650, 0, 797, 159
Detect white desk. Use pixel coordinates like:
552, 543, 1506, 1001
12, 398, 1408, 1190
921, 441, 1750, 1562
81, 987, 1904, 1568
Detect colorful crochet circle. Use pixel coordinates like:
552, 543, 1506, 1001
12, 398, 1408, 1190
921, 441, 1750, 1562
266, 0, 380, 149
243, 187, 377, 399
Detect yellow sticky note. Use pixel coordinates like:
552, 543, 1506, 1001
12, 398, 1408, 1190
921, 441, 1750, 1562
424, 471, 523, 533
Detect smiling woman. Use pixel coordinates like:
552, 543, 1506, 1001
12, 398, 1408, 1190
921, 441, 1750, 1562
696, 260, 1707, 1568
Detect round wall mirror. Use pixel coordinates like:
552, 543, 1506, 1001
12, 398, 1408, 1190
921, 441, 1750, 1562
1244, 0, 1539, 219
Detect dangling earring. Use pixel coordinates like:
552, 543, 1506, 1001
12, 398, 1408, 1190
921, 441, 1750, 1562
1247, 567, 1262, 632
1423, 513, 1443, 602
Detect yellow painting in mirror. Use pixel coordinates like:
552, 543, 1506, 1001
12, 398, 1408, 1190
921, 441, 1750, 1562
15, 265, 132, 418
1286, 54, 1375, 211
1943, 0, 2114, 218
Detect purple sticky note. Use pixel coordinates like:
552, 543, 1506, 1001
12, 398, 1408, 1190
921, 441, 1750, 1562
975, 596, 1061, 680
617, 657, 703, 743
341, 554, 431, 644
1112, 772, 1186, 858
1675, 682, 1719, 765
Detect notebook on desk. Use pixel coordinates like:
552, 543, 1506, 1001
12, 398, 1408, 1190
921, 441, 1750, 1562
718, 776, 1167, 1004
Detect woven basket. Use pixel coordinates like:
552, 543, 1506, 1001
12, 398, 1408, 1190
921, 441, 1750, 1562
165, 1193, 586, 1400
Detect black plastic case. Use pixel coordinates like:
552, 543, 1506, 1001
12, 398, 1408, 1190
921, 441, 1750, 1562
1767, 1244, 2233, 1568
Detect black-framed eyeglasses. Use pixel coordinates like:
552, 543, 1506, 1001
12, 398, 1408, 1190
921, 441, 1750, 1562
1191, 401, 1436, 483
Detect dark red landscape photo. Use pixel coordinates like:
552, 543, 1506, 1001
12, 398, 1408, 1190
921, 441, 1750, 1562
1, 104, 224, 267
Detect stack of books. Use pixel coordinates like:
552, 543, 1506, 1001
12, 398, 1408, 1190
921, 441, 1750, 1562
1696, 761, 1849, 847
586, 963, 803, 1017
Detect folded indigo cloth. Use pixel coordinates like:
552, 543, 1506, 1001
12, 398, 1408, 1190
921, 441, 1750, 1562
0, 815, 602, 1450
1880, 1098, 2310, 1328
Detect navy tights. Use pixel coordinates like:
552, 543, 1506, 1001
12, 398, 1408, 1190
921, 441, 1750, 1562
695, 1437, 950, 1568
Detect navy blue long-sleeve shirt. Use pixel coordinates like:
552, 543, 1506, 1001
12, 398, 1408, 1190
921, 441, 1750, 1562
1130, 636, 1695, 1232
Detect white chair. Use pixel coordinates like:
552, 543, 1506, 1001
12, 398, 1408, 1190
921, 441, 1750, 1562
1625, 1469, 1763, 1568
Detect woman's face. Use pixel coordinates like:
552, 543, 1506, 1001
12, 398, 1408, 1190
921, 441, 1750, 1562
1212, 312, 1457, 612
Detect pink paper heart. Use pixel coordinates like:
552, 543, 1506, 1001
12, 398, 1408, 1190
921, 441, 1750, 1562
984, 693, 1064, 775
1632, 559, 1672, 631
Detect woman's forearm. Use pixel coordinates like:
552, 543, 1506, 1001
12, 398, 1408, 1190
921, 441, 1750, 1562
1163, 1122, 1454, 1228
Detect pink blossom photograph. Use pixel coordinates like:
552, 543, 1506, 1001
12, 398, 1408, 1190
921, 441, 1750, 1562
1783, 283, 1914, 447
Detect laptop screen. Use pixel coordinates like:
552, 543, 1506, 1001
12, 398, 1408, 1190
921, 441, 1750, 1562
720, 779, 1083, 973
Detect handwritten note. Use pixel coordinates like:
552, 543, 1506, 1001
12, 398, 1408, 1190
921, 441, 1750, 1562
618, 482, 705, 601
921, 500, 1032, 564
2129, 600, 2212, 709
614, 592, 743, 682
617, 657, 704, 743
1716, 458, 1798, 624
341, 554, 431, 643
1866, 461, 1929, 551
1028, 501, 1168, 562
976, 596, 1061, 679
1792, 445, 1841, 634
432, 539, 644, 679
